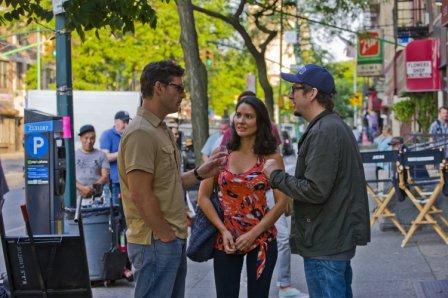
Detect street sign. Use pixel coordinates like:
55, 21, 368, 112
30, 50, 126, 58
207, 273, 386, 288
25, 133, 49, 159
52, 0, 67, 15
357, 30, 384, 77
357, 64, 382, 76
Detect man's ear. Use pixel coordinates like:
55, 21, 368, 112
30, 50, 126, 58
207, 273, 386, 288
153, 81, 164, 96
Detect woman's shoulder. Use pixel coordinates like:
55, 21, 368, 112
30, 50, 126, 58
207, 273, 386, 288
264, 151, 282, 161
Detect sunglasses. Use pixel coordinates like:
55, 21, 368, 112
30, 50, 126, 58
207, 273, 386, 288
291, 85, 305, 94
167, 82, 185, 94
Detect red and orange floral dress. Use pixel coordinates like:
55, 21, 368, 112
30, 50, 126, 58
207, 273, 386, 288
214, 154, 277, 279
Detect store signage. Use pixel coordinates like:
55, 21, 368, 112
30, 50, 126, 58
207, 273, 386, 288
357, 30, 384, 77
396, 39, 441, 93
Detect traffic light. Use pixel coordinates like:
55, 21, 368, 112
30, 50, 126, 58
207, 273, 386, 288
200, 49, 213, 68
349, 92, 362, 107
42, 40, 55, 56
205, 50, 213, 68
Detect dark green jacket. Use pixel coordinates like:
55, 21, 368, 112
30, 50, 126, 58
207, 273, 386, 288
270, 110, 370, 257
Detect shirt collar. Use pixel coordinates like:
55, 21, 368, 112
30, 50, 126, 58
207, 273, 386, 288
137, 106, 164, 127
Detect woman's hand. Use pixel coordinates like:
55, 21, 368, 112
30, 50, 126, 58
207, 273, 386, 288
235, 230, 258, 252
221, 230, 236, 254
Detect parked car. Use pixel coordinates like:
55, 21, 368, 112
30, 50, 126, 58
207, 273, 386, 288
281, 130, 295, 156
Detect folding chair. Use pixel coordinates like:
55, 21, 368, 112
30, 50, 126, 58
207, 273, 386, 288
361, 150, 406, 236
397, 148, 448, 247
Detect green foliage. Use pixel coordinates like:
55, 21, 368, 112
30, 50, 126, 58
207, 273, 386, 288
392, 99, 415, 123
0, 0, 170, 39
21, 1, 255, 117
411, 93, 437, 132
392, 93, 437, 131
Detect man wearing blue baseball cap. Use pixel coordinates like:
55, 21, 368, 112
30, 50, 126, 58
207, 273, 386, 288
263, 64, 370, 298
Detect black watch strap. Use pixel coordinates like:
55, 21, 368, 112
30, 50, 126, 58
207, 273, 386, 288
194, 167, 204, 181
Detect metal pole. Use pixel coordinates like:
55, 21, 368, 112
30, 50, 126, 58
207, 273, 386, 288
37, 26, 41, 90
354, 39, 358, 127
54, 3, 76, 208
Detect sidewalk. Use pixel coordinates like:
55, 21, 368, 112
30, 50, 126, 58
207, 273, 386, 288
1, 153, 447, 297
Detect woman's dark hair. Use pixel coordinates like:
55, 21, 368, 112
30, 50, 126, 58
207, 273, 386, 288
302, 83, 334, 111
227, 96, 277, 155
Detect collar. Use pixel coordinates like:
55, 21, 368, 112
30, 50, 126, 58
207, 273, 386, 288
298, 109, 334, 147
137, 107, 164, 127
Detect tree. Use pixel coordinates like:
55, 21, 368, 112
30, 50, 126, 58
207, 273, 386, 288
176, 0, 209, 163
0, 0, 170, 40
192, 0, 368, 118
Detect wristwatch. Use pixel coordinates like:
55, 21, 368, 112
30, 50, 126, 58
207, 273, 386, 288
194, 167, 204, 181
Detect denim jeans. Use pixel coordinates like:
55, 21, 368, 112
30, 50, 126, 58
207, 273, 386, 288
304, 258, 353, 298
111, 182, 121, 206
267, 191, 292, 287
128, 238, 187, 298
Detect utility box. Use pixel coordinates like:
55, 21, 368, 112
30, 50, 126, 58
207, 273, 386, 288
24, 109, 66, 234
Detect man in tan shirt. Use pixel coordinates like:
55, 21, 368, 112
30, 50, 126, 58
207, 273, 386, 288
118, 60, 226, 298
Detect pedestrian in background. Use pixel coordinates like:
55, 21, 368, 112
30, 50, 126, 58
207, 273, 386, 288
201, 118, 230, 162
429, 106, 448, 155
118, 60, 226, 298
100, 110, 131, 205
75, 125, 110, 199
263, 64, 370, 298
198, 96, 288, 298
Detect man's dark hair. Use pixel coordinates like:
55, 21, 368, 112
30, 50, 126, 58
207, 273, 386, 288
237, 90, 256, 102
227, 96, 277, 155
140, 60, 185, 99
439, 106, 448, 113
302, 83, 334, 111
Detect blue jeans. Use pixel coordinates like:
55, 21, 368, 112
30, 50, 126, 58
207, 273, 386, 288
111, 182, 121, 206
128, 238, 187, 298
267, 191, 292, 287
304, 259, 353, 298
275, 213, 292, 287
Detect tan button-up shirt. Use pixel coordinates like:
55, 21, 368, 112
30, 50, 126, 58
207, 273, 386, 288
118, 107, 187, 245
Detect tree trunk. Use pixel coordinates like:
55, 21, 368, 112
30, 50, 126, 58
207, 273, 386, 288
255, 54, 274, 119
176, 0, 209, 165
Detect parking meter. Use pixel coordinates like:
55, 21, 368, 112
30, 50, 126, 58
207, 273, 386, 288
24, 109, 66, 234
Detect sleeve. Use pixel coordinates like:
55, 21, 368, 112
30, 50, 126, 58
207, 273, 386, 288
100, 151, 110, 169
201, 136, 213, 156
99, 130, 112, 151
429, 121, 437, 134
123, 130, 156, 174
270, 129, 340, 204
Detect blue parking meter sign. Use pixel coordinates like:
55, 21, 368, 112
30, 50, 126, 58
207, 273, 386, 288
25, 133, 49, 159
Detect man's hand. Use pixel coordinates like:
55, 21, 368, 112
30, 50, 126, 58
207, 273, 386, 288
157, 229, 176, 243
80, 185, 93, 197
263, 159, 282, 179
197, 151, 227, 179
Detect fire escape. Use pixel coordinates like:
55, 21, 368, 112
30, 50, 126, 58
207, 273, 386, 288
396, 0, 429, 42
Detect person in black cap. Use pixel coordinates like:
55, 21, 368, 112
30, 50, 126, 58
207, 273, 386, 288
76, 124, 110, 198
100, 110, 131, 205
262, 64, 370, 298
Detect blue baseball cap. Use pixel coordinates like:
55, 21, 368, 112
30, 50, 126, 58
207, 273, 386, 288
281, 64, 336, 95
